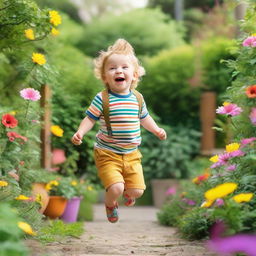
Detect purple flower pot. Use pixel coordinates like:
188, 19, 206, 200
61, 197, 82, 223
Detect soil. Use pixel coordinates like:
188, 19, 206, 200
26, 204, 217, 256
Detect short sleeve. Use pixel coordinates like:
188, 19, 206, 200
140, 96, 149, 119
85, 92, 103, 121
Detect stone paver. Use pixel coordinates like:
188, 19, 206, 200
26, 204, 217, 256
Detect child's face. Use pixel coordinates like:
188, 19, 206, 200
103, 54, 135, 94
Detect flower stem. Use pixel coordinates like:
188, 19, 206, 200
25, 101, 30, 120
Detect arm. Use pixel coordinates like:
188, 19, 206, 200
71, 116, 96, 145
140, 115, 167, 140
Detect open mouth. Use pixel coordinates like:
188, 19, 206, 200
115, 77, 125, 82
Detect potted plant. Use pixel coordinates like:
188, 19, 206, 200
43, 176, 75, 219
61, 178, 85, 223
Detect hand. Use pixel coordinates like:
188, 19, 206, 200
155, 128, 167, 140
71, 132, 83, 145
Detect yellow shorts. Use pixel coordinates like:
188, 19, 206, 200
94, 148, 146, 190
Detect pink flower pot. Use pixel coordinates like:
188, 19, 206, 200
61, 197, 82, 223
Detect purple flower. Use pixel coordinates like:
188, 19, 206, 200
249, 108, 256, 125
182, 198, 196, 206
241, 137, 256, 146
229, 150, 245, 158
216, 103, 243, 116
226, 164, 237, 171
165, 187, 176, 196
215, 199, 224, 207
242, 36, 256, 47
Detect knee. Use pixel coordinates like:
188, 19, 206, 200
107, 183, 124, 197
126, 189, 144, 199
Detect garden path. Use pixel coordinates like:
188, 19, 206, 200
27, 204, 217, 256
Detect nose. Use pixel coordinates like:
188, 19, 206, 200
116, 67, 123, 73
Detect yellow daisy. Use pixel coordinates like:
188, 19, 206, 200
71, 181, 77, 186
233, 193, 253, 203
0, 180, 8, 187
205, 182, 238, 202
49, 10, 62, 26
32, 53, 46, 65
209, 155, 219, 163
15, 195, 30, 200
24, 29, 35, 40
226, 143, 240, 153
51, 27, 60, 36
51, 125, 64, 137
18, 221, 36, 236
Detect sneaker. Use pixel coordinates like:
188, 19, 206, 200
105, 203, 119, 223
123, 193, 136, 207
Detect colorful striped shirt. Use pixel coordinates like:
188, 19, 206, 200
86, 90, 149, 154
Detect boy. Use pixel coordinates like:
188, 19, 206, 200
72, 39, 166, 223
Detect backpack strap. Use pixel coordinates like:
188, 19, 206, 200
132, 89, 143, 118
101, 89, 112, 136
101, 89, 143, 136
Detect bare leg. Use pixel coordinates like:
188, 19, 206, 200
125, 188, 144, 199
105, 182, 124, 207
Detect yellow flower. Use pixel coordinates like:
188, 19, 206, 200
192, 177, 199, 184
51, 27, 60, 36
32, 53, 46, 65
87, 185, 93, 191
15, 195, 30, 200
209, 155, 219, 163
201, 200, 214, 208
252, 33, 256, 36
24, 29, 35, 40
71, 181, 77, 186
18, 221, 36, 236
51, 125, 64, 137
205, 182, 238, 202
35, 194, 42, 205
232, 193, 253, 203
8, 111, 16, 115
226, 143, 240, 153
0, 180, 8, 187
223, 102, 230, 106
49, 10, 62, 26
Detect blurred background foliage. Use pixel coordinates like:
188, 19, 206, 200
1, 0, 237, 184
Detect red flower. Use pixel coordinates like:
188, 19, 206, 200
246, 85, 256, 98
2, 114, 18, 128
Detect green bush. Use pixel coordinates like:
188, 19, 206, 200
141, 125, 201, 180
141, 45, 200, 125
76, 8, 184, 57
201, 37, 236, 97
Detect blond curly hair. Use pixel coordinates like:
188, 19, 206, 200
94, 38, 145, 89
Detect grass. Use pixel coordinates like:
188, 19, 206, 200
36, 220, 84, 243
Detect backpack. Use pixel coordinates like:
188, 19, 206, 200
101, 89, 143, 136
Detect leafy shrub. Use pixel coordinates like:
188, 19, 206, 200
141, 125, 201, 180
141, 45, 200, 125
178, 207, 213, 240
77, 8, 184, 57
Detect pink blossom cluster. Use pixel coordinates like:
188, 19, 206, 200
7, 131, 28, 143
242, 36, 256, 47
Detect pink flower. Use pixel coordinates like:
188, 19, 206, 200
216, 103, 242, 116
229, 150, 245, 158
7, 131, 28, 142
242, 36, 256, 47
182, 198, 196, 206
226, 164, 237, 171
215, 198, 224, 207
241, 137, 256, 145
20, 88, 41, 101
165, 187, 176, 196
249, 108, 256, 125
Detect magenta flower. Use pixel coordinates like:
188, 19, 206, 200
20, 88, 41, 101
249, 108, 256, 125
215, 199, 224, 207
165, 187, 176, 196
242, 36, 256, 47
229, 150, 245, 158
241, 137, 256, 145
226, 164, 237, 171
182, 198, 196, 206
216, 103, 242, 116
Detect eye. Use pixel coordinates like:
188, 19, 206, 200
109, 67, 116, 70
123, 66, 128, 69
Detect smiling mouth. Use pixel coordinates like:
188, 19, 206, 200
115, 77, 125, 82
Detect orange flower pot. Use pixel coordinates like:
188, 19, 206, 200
32, 183, 49, 214
43, 196, 67, 219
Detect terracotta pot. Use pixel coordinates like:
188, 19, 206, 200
43, 196, 67, 219
32, 183, 49, 214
